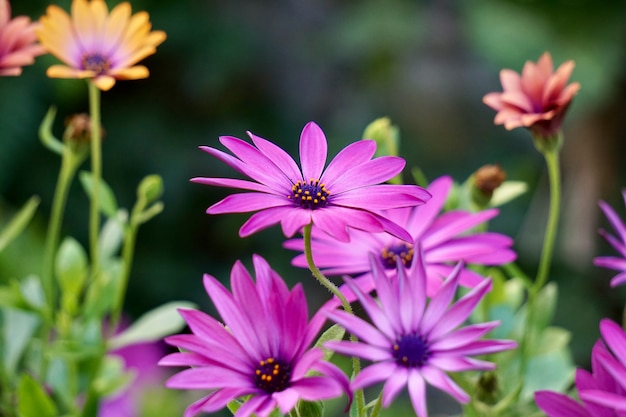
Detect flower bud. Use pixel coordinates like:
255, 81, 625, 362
470, 164, 506, 208
63, 113, 105, 146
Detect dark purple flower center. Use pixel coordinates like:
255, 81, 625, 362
81, 53, 111, 75
254, 357, 291, 393
381, 243, 415, 270
392, 334, 430, 368
288, 179, 330, 210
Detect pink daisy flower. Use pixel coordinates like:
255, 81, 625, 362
159, 255, 350, 417
535, 319, 626, 416
594, 191, 626, 287
192, 121, 431, 243
0, 0, 45, 76
285, 175, 516, 296
325, 249, 517, 417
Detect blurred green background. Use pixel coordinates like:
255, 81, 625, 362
1, 0, 625, 415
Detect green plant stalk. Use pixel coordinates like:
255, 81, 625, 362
520, 144, 562, 379
302, 223, 365, 417
109, 209, 140, 333
41, 149, 84, 314
88, 81, 102, 276
532, 147, 561, 295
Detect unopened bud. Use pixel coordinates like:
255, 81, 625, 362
63, 113, 105, 144
474, 164, 506, 199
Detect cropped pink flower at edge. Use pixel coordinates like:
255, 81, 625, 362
594, 191, 626, 287
0, 0, 45, 76
483, 52, 580, 139
535, 319, 626, 416
36, 0, 166, 91
159, 255, 350, 417
324, 249, 517, 417
284, 175, 516, 296
192, 122, 431, 242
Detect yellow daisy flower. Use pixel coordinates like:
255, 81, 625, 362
36, 0, 166, 91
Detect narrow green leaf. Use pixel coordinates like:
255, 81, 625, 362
491, 181, 528, 207
99, 214, 126, 261
296, 400, 324, 417
0, 196, 40, 254
17, 373, 58, 417
108, 301, 196, 350
79, 171, 118, 218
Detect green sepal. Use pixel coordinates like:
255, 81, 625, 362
296, 400, 324, 417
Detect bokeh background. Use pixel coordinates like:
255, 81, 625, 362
1, 0, 626, 415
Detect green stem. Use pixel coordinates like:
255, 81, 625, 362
41, 149, 84, 313
109, 217, 139, 333
531, 147, 561, 295
88, 81, 102, 277
302, 223, 365, 416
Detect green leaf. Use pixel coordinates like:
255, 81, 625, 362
55, 237, 88, 300
0, 196, 40, 254
83, 260, 123, 318
296, 400, 324, 417
99, 213, 127, 261
530, 326, 572, 355
17, 373, 58, 417
79, 171, 118, 218
108, 301, 196, 350
491, 181, 528, 207
1, 308, 39, 376
94, 355, 135, 397
532, 282, 558, 332
521, 349, 575, 401
314, 324, 346, 361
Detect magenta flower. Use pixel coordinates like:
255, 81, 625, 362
324, 249, 517, 417
0, 0, 45, 76
535, 319, 626, 416
285, 176, 516, 296
594, 191, 626, 287
192, 122, 431, 242
159, 255, 350, 417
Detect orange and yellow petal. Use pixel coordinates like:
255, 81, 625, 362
92, 74, 115, 90
102, 2, 131, 55
111, 65, 149, 80
47, 64, 94, 79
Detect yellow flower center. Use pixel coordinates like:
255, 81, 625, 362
288, 179, 330, 210
254, 357, 291, 393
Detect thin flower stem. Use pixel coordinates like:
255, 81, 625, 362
109, 213, 139, 333
302, 224, 352, 313
41, 149, 83, 313
532, 147, 561, 295
87, 81, 102, 276
302, 223, 365, 416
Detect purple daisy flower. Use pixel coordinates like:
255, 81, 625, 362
285, 175, 516, 296
594, 191, 626, 287
324, 249, 517, 417
159, 255, 350, 417
535, 319, 626, 416
191, 121, 431, 242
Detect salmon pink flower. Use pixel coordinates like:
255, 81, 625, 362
192, 122, 431, 242
325, 250, 517, 417
159, 255, 350, 417
594, 191, 626, 287
483, 52, 580, 140
36, 0, 166, 91
285, 176, 516, 296
0, 0, 45, 76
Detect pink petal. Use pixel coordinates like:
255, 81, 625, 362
299, 122, 327, 180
